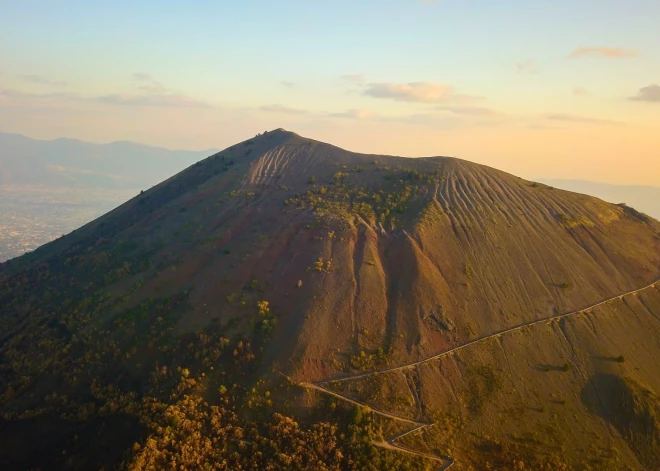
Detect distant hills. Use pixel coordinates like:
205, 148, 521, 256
0, 131, 216, 190
0, 131, 218, 261
1, 129, 660, 470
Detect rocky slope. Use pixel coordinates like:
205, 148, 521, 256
1, 128, 660, 470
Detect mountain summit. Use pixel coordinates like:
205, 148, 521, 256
2, 129, 660, 470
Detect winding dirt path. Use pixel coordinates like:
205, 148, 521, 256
300, 382, 428, 426
302, 278, 659, 470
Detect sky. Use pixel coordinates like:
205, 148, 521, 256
0, 0, 659, 185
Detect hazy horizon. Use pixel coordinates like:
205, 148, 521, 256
3, 128, 660, 190
2, 0, 659, 186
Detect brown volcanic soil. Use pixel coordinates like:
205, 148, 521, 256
332, 285, 660, 469
2, 128, 660, 469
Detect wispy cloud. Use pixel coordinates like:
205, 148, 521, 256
362, 82, 472, 103
527, 123, 564, 131
516, 59, 539, 74
96, 93, 209, 108
567, 47, 637, 59
545, 113, 622, 125
136, 83, 168, 94
381, 113, 498, 129
281, 81, 295, 87
572, 87, 590, 96
131, 72, 168, 93
628, 84, 660, 103
0, 88, 78, 99
260, 104, 308, 114
435, 105, 503, 117
1, 82, 208, 108
324, 108, 501, 129
328, 109, 376, 120
22, 74, 68, 86
96, 73, 209, 107
132, 73, 154, 81
340, 73, 365, 84
0, 88, 79, 111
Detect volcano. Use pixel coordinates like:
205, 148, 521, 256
2, 128, 660, 470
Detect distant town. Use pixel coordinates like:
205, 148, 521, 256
0, 186, 134, 262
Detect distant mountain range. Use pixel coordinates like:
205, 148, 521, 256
0, 131, 217, 190
0, 132, 217, 261
539, 179, 660, 221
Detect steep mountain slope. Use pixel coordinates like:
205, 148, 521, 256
1, 128, 660, 470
